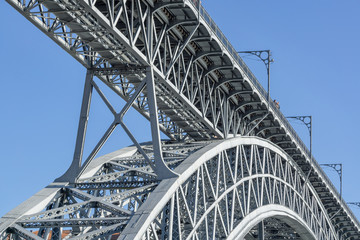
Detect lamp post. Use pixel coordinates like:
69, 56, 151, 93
320, 163, 343, 198
237, 50, 273, 107
286, 116, 312, 177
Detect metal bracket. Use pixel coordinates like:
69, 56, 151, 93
286, 116, 313, 181
238, 50, 272, 70
320, 163, 343, 197
287, 116, 312, 135
348, 202, 360, 208
238, 50, 273, 107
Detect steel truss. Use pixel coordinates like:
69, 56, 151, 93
0, 142, 206, 240
121, 137, 338, 239
3, 0, 360, 238
0, 137, 344, 239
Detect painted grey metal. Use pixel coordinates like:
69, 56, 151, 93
0, 142, 205, 239
2, 0, 360, 239
120, 137, 337, 239
57, 70, 94, 182
237, 50, 273, 108
0, 137, 346, 239
145, 66, 178, 179
321, 163, 343, 198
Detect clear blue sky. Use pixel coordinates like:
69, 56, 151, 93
1, 0, 360, 220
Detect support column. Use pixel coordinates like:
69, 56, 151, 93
258, 221, 264, 240
55, 70, 93, 182
146, 66, 178, 179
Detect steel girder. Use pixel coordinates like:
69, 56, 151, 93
121, 137, 338, 239
0, 142, 207, 240
4, 0, 360, 238
0, 137, 346, 240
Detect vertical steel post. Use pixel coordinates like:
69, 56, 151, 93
258, 221, 264, 240
146, 66, 178, 179
310, 116, 312, 171
73, 70, 94, 168
340, 163, 343, 198
267, 52, 270, 109
286, 116, 312, 180
56, 70, 93, 182
237, 50, 272, 108
320, 163, 343, 198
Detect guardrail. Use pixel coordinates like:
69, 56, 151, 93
188, 0, 360, 227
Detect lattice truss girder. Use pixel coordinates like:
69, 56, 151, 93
0, 142, 207, 240
7, 0, 271, 142
6, 0, 317, 184
5, 0, 360, 238
0, 138, 349, 240
6, 0, 323, 181
122, 138, 340, 240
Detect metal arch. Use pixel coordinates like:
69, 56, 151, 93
256, 125, 281, 135
193, 51, 224, 62
227, 205, 317, 240
234, 100, 262, 112
266, 132, 288, 140
190, 36, 213, 42
215, 78, 245, 89
120, 137, 338, 239
165, 19, 199, 32
0, 142, 207, 240
152, 1, 190, 13
4, 0, 360, 238
202, 65, 235, 77
227, 89, 254, 99
242, 109, 268, 120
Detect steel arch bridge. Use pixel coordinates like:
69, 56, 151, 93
1, 0, 360, 239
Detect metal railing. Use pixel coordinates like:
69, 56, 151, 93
188, 0, 360, 227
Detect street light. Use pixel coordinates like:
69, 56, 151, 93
237, 50, 273, 107
286, 116, 312, 178
321, 163, 343, 198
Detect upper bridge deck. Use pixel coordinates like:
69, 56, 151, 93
6, 0, 360, 237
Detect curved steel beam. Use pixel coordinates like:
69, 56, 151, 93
256, 125, 280, 135
166, 19, 199, 32
121, 137, 339, 239
234, 100, 261, 112
243, 109, 268, 121
193, 51, 223, 62
227, 205, 316, 240
215, 77, 244, 89
227, 89, 254, 100
203, 65, 234, 77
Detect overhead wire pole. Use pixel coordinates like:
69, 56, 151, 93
286, 116, 312, 165
237, 50, 273, 109
286, 116, 312, 179
321, 163, 343, 198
